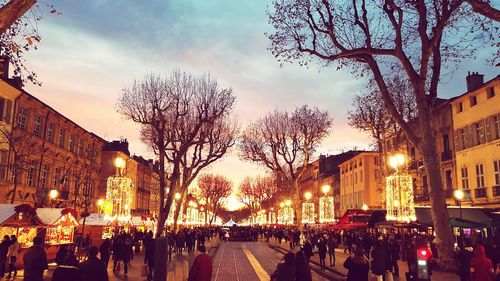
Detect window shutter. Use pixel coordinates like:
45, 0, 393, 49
5, 100, 12, 124
479, 119, 486, 144
454, 130, 461, 151
485, 116, 492, 142
464, 125, 472, 149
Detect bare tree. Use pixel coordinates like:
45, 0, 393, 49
118, 71, 237, 236
239, 105, 331, 224
0, 0, 37, 34
238, 176, 277, 225
267, 0, 495, 266
198, 174, 232, 225
0, 118, 46, 203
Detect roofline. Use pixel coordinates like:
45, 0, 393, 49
448, 74, 500, 103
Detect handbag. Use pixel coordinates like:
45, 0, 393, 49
141, 264, 148, 277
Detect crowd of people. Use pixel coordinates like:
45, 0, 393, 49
266, 226, 500, 281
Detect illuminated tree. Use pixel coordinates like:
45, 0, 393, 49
239, 105, 332, 224
267, 0, 495, 266
198, 174, 232, 225
238, 176, 278, 225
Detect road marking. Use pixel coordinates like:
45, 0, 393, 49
233, 249, 241, 281
241, 244, 270, 281
214, 243, 225, 281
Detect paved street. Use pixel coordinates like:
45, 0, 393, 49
212, 241, 328, 281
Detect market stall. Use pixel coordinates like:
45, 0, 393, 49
131, 216, 156, 234
78, 213, 110, 244
0, 204, 42, 248
36, 208, 79, 245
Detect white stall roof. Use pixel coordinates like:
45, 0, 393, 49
0, 204, 17, 224
79, 213, 109, 226
36, 208, 64, 225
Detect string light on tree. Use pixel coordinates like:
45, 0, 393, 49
385, 153, 416, 223
302, 191, 315, 224
319, 184, 335, 223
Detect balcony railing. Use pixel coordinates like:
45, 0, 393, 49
441, 150, 453, 162
492, 186, 500, 197
474, 188, 487, 199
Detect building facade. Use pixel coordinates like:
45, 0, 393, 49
451, 74, 500, 207
338, 151, 382, 215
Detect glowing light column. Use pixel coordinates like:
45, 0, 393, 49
268, 208, 276, 225
302, 191, 315, 224
385, 154, 416, 222
104, 157, 133, 222
319, 184, 335, 223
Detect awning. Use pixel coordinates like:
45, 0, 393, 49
329, 222, 367, 230
449, 217, 487, 229
415, 206, 491, 227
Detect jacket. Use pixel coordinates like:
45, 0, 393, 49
51, 266, 83, 281
371, 241, 386, 275
344, 256, 369, 281
23, 245, 48, 281
7, 241, 18, 257
470, 245, 494, 281
79, 257, 109, 281
188, 253, 212, 281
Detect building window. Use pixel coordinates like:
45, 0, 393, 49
58, 128, 65, 147
360, 171, 363, 182
0, 150, 8, 180
27, 164, 36, 187
33, 114, 41, 136
46, 123, 54, 142
470, 96, 478, 106
78, 139, 84, 155
494, 115, 500, 140
53, 167, 61, 187
494, 160, 500, 186
63, 174, 70, 191
476, 164, 485, 188
457, 102, 463, 113
68, 136, 75, 152
16, 107, 27, 129
40, 164, 48, 189
487, 87, 495, 99
474, 122, 484, 145
461, 167, 469, 189
459, 128, 466, 149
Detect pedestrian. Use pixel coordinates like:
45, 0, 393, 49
302, 239, 313, 262
327, 234, 336, 267
470, 244, 495, 281
371, 238, 387, 281
455, 241, 474, 281
99, 238, 111, 269
388, 238, 400, 276
271, 252, 295, 281
344, 246, 369, 281
144, 233, 155, 281
79, 246, 109, 281
318, 235, 327, 270
23, 236, 48, 281
111, 236, 121, 272
0, 235, 10, 277
118, 238, 133, 277
6, 235, 18, 278
188, 245, 212, 281
295, 251, 312, 281
51, 262, 82, 281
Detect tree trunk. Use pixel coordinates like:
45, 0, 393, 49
10, 174, 17, 204
293, 179, 302, 227
155, 139, 167, 238
419, 138, 455, 270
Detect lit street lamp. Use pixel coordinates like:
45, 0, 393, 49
49, 189, 58, 208
454, 189, 465, 237
362, 204, 369, 211
97, 198, 104, 213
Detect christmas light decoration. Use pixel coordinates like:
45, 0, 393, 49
104, 176, 133, 222
278, 200, 294, 225
268, 210, 276, 224
302, 191, 315, 224
385, 154, 416, 222
319, 196, 335, 223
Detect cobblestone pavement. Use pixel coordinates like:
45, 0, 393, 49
212, 240, 328, 281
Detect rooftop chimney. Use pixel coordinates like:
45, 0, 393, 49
466, 72, 484, 92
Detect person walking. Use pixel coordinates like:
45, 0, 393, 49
79, 246, 109, 281
0, 235, 10, 277
302, 239, 313, 262
99, 238, 111, 270
456, 241, 474, 281
144, 234, 155, 281
295, 251, 312, 281
118, 238, 133, 277
327, 234, 336, 267
6, 235, 18, 278
23, 236, 48, 281
271, 252, 295, 281
318, 235, 328, 270
344, 247, 369, 281
371, 238, 387, 281
111, 236, 122, 273
188, 245, 212, 281
470, 244, 495, 281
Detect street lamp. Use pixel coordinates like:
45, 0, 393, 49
175, 193, 181, 201
362, 204, 369, 211
49, 189, 58, 208
321, 184, 331, 196
115, 157, 125, 176
454, 189, 465, 237
285, 199, 292, 207
389, 153, 405, 170
304, 191, 312, 201
97, 198, 104, 213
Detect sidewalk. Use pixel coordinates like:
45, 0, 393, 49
269, 239, 460, 281
11, 237, 220, 281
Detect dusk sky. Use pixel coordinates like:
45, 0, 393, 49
22, 1, 497, 206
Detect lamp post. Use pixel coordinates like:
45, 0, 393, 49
49, 189, 58, 208
362, 203, 369, 212
386, 153, 416, 223
454, 189, 465, 238
97, 198, 104, 214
